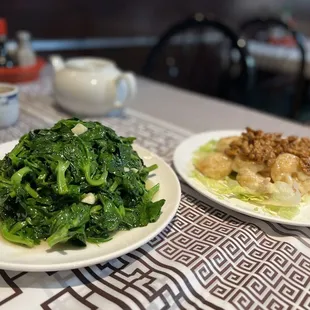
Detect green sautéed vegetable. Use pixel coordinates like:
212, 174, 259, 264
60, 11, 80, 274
0, 118, 165, 248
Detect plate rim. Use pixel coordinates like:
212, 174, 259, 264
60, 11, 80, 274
0, 140, 181, 272
173, 129, 310, 227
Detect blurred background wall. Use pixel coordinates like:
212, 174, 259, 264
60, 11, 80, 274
2, 0, 310, 73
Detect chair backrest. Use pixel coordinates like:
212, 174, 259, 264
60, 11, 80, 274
239, 17, 306, 118
143, 13, 253, 102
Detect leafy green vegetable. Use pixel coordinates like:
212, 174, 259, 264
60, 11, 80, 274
263, 205, 300, 220
195, 140, 217, 153
0, 118, 165, 248
192, 140, 300, 220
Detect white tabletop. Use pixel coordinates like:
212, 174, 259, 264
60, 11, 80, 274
18, 66, 309, 138
132, 77, 309, 136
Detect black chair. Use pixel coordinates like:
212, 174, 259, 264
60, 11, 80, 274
239, 17, 306, 119
142, 13, 255, 105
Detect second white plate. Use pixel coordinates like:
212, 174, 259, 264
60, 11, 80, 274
173, 130, 310, 226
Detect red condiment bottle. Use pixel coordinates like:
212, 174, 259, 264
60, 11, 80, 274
0, 18, 15, 68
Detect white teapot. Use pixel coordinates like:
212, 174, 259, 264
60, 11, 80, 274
50, 56, 137, 116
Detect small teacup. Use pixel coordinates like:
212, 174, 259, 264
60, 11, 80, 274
0, 83, 19, 128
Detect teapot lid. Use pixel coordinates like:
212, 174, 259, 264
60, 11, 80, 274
66, 57, 115, 71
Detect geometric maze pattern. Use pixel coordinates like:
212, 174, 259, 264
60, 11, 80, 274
179, 195, 310, 309
1, 78, 310, 309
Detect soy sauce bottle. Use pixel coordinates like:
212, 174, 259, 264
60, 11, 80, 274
0, 18, 15, 68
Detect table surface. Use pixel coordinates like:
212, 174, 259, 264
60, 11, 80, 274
1, 69, 310, 310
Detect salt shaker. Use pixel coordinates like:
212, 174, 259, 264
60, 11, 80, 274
16, 30, 36, 67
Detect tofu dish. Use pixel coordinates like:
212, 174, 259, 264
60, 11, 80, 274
192, 128, 310, 218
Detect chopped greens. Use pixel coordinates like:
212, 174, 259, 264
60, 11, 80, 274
0, 118, 165, 248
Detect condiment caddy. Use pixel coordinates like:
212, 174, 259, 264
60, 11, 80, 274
0, 17, 45, 83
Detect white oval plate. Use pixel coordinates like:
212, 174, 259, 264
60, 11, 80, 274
0, 140, 181, 272
173, 130, 310, 227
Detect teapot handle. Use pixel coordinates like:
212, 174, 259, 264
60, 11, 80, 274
113, 72, 137, 108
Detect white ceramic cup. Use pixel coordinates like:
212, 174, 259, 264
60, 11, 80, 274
0, 83, 19, 128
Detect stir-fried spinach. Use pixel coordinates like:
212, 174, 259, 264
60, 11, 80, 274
0, 118, 165, 248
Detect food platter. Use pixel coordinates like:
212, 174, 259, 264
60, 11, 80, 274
173, 130, 310, 226
0, 140, 181, 272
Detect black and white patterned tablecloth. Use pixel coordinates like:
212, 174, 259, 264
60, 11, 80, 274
1, 77, 310, 310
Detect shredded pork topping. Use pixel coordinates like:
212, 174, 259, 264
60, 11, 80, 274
225, 128, 310, 175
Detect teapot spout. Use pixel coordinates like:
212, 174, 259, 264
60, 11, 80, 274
49, 54, 65, 72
